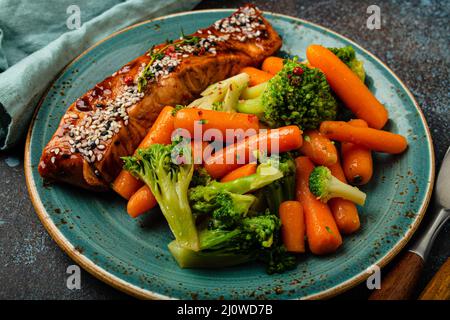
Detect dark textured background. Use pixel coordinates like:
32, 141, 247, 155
0, 0, 448, 300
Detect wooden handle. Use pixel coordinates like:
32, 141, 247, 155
419, 258, 450, 300
369, 251, 424, 300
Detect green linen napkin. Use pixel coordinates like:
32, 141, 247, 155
0, 0, 200, 150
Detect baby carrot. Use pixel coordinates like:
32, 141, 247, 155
205, 126, 303, 179
306, 45, 388, 129
137, 106, 175, 149
320, 121, 408, 154
341, 119, 373, 185
240, 66, 274, 86
220, 163, 257, 182
295, 156, 342, 255
112, 171, 144, 201
327, 158, 360, 234
299, 129, 338, 166
112, 106, 174, 200
174, 108, 260, 139
262, 56, 284, 75
127, 185, 158, 218
279, 201, 305, 253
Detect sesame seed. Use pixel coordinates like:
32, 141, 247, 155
67, 84, 143, 161
213, 6, 264, 41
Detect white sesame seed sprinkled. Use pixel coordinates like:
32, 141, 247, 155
67, 84, 143, 161
213, 6, 265, 41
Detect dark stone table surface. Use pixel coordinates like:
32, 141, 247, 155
0, 0, 448, 299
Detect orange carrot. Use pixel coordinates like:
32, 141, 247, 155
174, 108, 260, 139
112, 171, 144, 201
221, 163, 257, 182
137, 106, 175, 148
327, 158, 361, 234
112, 106, 174, 200
295, 156, 342, 255
299, 129, 338, 166
306, 45, 388, 129
320, 121, 408, 154
279, 201, 305, 253
262, 56, 284, 75
240, 66, 274, 86
127, 185, 158, 218
341, 119, 373, 185
205, 126, 303, 179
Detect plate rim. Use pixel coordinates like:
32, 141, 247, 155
24, 8, 436, 300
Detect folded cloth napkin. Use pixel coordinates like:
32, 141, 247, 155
0, 0, 200, 150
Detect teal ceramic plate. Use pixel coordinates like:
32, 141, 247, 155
25, 9, 435, 299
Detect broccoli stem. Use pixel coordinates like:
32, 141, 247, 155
221, 74, 249, 112
141, 163, 200, 251
236, 95, 265, 115
212, 162, 283, 194
284, 175, 296, 201
263, 174, 296, 215
168, 240, 254, 268
264, 181, 284, 215
124, 144, 200, 251
327, 176, 366, 206
240, 82, 268, 99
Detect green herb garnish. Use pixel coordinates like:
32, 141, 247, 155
137, 32, 201, 92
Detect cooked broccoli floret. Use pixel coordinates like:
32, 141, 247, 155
191, 189, 256, 229
168, 239, 254, 268
189, 161, 283, 229
262, 153, 296, 215
123, 142, 199, 251
328, 46, 366, 82
309, 166, 366, 206
168, 212, 295, 273
190, 166, 213, 188
189, 161, 284, 200
260, 242, 297, 274
236, 59, 338, 129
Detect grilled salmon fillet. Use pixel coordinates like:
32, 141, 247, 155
38, 5, 282, 190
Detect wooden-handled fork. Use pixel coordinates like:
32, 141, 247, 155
369, 147, 450, 300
